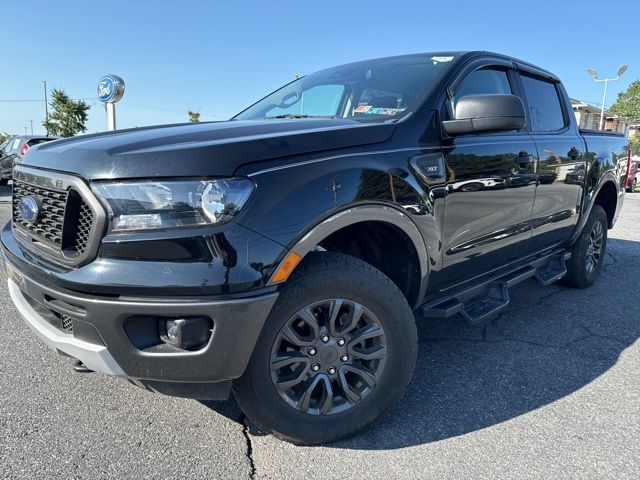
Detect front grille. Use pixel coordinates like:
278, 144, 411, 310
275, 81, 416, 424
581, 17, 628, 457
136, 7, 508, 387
73, 200, 93, 254
50, 310, 74, 333
12, 177, 98, 264
60, 313, 74, 332
12, 182, 66, 246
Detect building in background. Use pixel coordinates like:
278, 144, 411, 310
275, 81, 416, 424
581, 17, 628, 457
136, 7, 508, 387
571, 98, 631, 135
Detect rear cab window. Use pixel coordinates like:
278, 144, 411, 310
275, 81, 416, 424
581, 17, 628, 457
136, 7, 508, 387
26, 138, 54, 147
520, 74, 566, 132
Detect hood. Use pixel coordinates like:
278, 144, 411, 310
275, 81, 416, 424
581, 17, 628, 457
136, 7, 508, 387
21, 119, 395, 180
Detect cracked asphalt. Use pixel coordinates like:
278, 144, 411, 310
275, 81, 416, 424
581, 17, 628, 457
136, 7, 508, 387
0, 185, 638, 479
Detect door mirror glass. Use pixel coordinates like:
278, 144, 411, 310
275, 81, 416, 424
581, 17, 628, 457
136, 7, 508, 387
443, 94, 526, 136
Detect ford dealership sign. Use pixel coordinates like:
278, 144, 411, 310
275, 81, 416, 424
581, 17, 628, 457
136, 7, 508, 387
97, 74, 125, 103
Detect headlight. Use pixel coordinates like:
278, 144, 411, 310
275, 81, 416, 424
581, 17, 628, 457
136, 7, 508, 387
92, 178, 255, 232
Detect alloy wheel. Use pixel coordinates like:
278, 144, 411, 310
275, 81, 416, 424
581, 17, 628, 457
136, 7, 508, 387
585, 220, 604, 274
269, 299, 387, 415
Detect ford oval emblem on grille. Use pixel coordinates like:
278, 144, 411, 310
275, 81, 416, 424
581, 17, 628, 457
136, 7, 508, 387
19, 196, 39, 224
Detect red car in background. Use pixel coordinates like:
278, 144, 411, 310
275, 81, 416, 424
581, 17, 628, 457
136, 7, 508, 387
627, 156, 639, 192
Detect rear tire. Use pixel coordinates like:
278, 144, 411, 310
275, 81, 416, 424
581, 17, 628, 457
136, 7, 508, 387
233, 252, 418, 445
563, 205, 608, 288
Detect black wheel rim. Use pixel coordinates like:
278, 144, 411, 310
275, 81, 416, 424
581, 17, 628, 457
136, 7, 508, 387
269, 299, 387, 415
585, 220, 604, 274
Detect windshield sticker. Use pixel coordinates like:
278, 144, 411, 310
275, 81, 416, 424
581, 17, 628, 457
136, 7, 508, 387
431, 56, 454, 64
354, 105, 406, 116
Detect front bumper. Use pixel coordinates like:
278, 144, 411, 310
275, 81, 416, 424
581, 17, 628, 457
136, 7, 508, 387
2, 253, 278, 387
8, 277, 125, 375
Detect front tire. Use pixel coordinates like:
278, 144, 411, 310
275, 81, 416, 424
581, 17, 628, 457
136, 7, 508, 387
563, 205, 608, 288
233, 252, 418, 445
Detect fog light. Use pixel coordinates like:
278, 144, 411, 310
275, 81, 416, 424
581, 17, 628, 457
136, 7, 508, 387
160, 317, 212, 350
165, 320, 180, 342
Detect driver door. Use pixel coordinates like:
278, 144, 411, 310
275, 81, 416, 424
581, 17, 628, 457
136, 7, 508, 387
439, 65, 537, 288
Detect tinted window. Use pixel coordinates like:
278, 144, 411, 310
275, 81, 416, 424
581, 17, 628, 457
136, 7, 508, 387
26, 138, 53, 147
521, 74, 565, 132
454, 67, 512, 107
9, 138, 21, 153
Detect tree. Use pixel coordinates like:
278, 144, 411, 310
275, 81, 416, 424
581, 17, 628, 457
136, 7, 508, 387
188, 110, 201, 123
610, 80, 640, 122
42, 88, 90, 137
0, 133, 10, 144
610, 80, 640, 153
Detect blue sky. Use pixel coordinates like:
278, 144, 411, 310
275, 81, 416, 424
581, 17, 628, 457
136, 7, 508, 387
1, 0, 637, 135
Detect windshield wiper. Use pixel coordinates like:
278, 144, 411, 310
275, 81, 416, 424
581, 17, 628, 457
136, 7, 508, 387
264, 114, 333, 119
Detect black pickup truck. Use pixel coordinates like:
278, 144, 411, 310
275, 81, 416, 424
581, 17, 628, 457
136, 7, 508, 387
1, 51, 629, 445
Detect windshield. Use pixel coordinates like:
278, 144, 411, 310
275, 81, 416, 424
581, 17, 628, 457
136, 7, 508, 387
234, 53, 459, 123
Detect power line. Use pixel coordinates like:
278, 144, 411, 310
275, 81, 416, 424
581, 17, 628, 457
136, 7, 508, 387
0, 99, 224, 116
0, 99, 45, 102
0, 97, 94, 102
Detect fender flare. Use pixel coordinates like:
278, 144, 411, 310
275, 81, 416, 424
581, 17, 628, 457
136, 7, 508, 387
285, 204, 430, 308
570, 173, 620, 244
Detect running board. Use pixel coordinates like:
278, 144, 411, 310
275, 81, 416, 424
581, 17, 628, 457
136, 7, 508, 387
421, 250, 571, 324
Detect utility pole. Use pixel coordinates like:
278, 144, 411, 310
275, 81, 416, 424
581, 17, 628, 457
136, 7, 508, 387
24, 127, 28, 135
29, 120, 34, 135
43, 81, 49, 135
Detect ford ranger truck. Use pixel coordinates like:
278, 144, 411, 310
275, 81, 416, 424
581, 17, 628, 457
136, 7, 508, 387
1, 52, 629, 445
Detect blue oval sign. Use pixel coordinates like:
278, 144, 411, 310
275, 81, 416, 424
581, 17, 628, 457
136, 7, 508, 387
19, 196, 39, 224
97, 74, 125, 103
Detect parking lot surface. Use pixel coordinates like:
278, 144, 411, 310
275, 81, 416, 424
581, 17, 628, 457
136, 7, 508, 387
0, 183, 638, 479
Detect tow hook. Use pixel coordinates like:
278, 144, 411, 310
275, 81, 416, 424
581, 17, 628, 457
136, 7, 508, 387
73, 360, 94, 373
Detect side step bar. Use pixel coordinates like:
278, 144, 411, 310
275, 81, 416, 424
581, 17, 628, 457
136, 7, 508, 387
421, 250, 571, 323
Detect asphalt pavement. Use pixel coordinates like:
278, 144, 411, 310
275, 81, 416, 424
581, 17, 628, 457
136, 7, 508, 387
0, 183, 638, 479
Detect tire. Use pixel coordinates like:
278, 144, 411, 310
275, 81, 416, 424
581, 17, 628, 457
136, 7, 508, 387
563, 205, 608, 288
632, 178, 637, 193
233, 251, 418, 445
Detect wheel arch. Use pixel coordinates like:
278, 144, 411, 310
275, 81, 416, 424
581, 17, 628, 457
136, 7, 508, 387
569, 176, 620, 246
274, 204, 429, 309
592, 178, 619, 228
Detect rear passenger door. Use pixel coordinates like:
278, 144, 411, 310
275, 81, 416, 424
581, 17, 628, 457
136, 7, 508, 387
440, 64, 538, 287
519, 73, 587, 249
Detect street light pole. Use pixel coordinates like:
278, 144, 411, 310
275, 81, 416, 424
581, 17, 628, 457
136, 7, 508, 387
598, 79, 609, 131
43, 81, 49, 135
588, 65, 628, 130
29, 120, 34, 135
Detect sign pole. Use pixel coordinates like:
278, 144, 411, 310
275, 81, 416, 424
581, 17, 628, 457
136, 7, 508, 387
106, 103, 116, 131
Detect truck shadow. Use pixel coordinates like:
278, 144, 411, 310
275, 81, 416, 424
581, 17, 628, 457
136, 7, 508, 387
202, 237, 639, 450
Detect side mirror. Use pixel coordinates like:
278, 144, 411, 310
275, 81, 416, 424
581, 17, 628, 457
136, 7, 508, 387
443, 94, 526, 136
